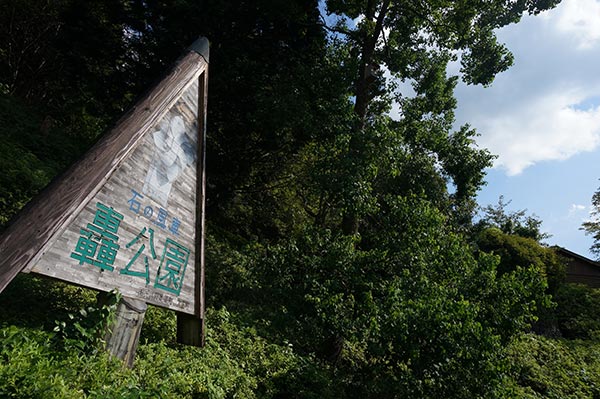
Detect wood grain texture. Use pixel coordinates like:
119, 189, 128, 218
30, 83, 199, 312
198, 70, 208, 319
176, 69, 208, 346
177, 311, 204, 347
105, 296, 147, 368
0, 50, 207, 296
28, 72, 202, 313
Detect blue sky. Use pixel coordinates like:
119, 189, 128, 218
453, 0, 600, 258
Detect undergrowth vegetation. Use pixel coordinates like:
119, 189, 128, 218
2, 265, 600, 398
0, 277, 333, 399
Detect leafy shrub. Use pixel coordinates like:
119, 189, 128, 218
0, 275, 97, 330
476, 227, 566, 291
0, 94, 83, 229
53, 291, 121, 354
139, 305, 177, 345
240, 196, 549, 398
0, 307, 332, 399
502, 334, 600, 398
553, 283, 600, 339
0, 326, 82, 399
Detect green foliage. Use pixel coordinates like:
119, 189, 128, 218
0, 307, 329, 399
476, 227, 566, 291
231, 196, 548, 398
0, 326, 82, 399
53, 291, 121, 354
139, 306, 177, 345
320, 0, 559, 230
0, 94, 80, 228
0, 1, 578, 397
502, 334, 600, 398
476, 196, 550, 242
202, 308, 337, 399
553, 283, 600, 340
0, 137, 52, 227
0, 275, 97, 330
582, 184, 600, 260
472, 200, 574, 338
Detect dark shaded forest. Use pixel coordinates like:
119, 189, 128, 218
2, 1, 600, 398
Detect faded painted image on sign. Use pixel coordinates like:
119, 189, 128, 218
25, 62, 203, 314
143, 114, 197, 206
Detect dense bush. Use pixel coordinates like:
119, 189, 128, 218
0, 275, 97, 330
0, 307, 332, 399
503, 334, 600, 398
476, 227, 566, 291
215, 196, 550, 398
553, 283, 600, 340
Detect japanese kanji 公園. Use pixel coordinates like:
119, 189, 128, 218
71, 202, 190, 296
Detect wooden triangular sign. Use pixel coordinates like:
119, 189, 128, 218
0, 38, 209, 344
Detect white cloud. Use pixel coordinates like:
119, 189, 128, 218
453, 0, 600, 175
475, 94, 600, 175
569, 203, 588, 216
551, 0, 600, 49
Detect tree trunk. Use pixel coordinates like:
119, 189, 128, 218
342, 0, 391, 235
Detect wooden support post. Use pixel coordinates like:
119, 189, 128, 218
105, 296, 147, 368
176, 61, 208, 347
177, 312, 205, 347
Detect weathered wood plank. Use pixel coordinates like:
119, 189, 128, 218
198, 70, 208, 321
177, 70, 208, 346
177, 311, 204, 347
0, 50, 207, 294
105, 296, 147, 368
28, 73, 200, 313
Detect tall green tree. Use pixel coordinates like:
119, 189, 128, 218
582, 184, 600, 259
0, 0, 167, 227
321, 0, 561, 233
229, 196, 549, 397
475, 195, 550, 241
